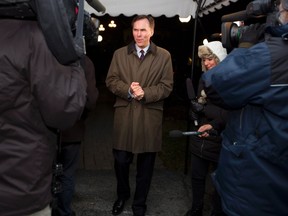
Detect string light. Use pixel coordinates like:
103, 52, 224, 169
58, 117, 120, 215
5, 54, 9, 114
108, 20, 117, 28
99, 24, 105, 31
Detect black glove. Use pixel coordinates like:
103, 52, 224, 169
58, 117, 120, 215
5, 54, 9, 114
190, 100, 204, 113
238, 23, 266, 48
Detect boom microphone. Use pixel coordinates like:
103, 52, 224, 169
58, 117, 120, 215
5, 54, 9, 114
85, 0, 106, 13
186, 78, 196, 100
186, 78, 198, 126
169, 129, 218, 138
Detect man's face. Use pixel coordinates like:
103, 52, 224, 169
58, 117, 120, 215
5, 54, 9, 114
132, 18, 154, 48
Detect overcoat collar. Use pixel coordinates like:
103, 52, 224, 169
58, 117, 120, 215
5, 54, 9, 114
127, 41, 157, 56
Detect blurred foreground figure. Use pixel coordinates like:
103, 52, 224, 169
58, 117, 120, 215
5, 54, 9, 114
53, 56, 99, 216
202, 0, 288, 215
0, 19, 87, 216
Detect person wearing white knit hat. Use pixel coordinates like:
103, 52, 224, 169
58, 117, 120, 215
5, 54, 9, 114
198, 41, 227, 72
185, 41, 227, 216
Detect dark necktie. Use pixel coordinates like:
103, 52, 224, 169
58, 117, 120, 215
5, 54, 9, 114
139, 50, 145, 61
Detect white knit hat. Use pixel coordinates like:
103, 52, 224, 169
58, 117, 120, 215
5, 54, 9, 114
198, 41, 227, 62
198, 41, 227, 72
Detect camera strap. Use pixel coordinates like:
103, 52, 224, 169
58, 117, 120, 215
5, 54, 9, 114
74, 0, 86, 57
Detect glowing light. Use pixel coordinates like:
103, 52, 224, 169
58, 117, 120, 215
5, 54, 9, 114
179, 15, 191, 23
98, 35, 103, 42
99, 24, 105, 31
108, 20, 117, 28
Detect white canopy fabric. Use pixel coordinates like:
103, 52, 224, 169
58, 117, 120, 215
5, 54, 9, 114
85, 0, 239, 18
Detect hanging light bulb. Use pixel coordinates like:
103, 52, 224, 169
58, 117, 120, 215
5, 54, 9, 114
179, 15, 191, 23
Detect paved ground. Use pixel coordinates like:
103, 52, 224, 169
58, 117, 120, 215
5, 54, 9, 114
71, 85, 214, 216
72, 169, 193, 216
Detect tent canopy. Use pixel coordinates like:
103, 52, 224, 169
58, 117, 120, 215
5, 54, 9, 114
85, 0, 239, 18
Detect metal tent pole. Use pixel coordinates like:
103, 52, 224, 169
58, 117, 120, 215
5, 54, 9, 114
184, 0, 204, 175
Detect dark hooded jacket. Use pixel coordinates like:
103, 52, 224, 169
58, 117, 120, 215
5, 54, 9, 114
0, 19, 87, 216
202, 24, 288, 216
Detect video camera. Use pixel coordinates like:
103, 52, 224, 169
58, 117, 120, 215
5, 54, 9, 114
221, 0, 279, 50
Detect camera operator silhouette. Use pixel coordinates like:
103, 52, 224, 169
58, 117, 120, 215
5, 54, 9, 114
202, 0, 288, 215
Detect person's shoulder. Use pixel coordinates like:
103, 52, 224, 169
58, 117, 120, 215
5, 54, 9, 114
114, 45, 128, 55
156, 46, 171, 57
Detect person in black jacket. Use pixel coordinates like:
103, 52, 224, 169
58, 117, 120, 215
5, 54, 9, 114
185, 41, 227, 216
53, 56, 99, 216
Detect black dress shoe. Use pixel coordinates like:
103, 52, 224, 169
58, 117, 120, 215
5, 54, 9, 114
112, 199, 126, 215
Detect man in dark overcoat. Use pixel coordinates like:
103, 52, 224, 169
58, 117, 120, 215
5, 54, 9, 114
106, 15, 173, 216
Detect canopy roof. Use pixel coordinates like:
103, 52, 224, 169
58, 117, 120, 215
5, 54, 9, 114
85, 0, 239, 18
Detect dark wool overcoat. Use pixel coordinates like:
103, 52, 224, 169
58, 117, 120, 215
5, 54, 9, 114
106, 42, 173, 153
0, 19, 87, 216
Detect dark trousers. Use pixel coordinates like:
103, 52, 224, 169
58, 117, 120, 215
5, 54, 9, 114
54, 143, 81, 216
113, 149, 156, 216
190, 153, 223, 214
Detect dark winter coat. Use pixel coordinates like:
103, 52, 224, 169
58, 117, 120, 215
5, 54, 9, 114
0, 19, 87, 216
202, 33, 288, 215
189, 81, 227, 162
106, 42, 173, 153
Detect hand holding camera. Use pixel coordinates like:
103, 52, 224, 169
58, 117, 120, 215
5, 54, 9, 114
238, 23, 266, 48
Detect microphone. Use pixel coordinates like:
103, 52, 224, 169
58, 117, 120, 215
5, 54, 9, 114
169, 130, 203, 137
85, 0, 106, 13
186, 78, 198, 126
169, 129, 218, 137
186, 78, 196, 100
